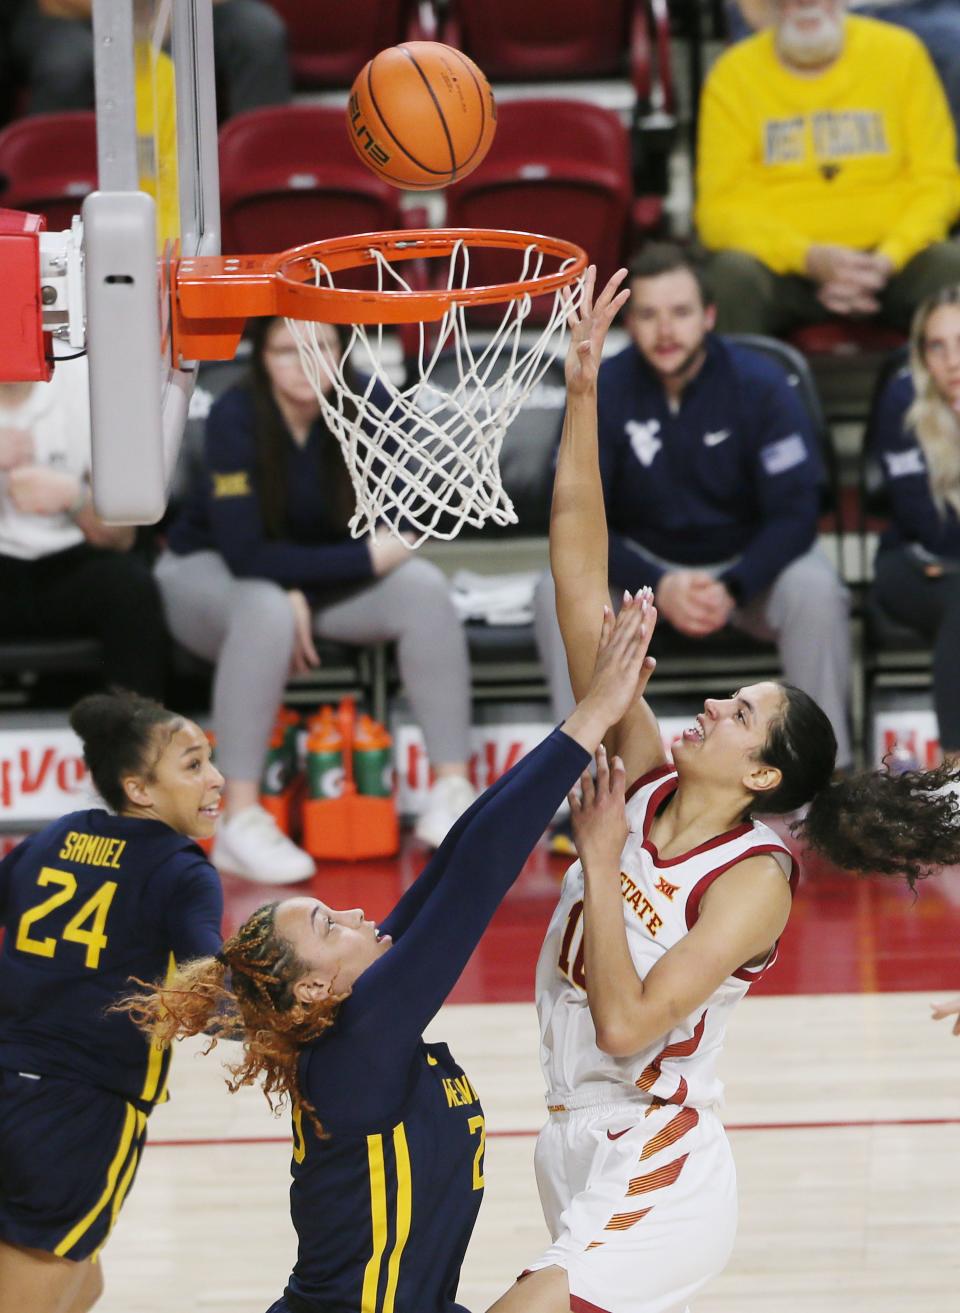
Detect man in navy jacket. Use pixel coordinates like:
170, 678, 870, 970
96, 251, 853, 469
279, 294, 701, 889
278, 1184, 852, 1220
534, 244, 852, 769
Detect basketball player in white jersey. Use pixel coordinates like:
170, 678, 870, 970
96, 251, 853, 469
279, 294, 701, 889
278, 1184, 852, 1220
485, 267, 960, 1313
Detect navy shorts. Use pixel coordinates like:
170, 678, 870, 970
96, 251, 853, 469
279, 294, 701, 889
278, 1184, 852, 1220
0, 1068, 149, 1261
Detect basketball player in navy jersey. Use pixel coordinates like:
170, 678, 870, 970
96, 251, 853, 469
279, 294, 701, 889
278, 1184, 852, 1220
121, 589, 658, 1313
0, 689, 224, 1313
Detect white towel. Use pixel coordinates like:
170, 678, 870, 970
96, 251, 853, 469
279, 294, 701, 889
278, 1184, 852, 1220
449, 569, 540, 626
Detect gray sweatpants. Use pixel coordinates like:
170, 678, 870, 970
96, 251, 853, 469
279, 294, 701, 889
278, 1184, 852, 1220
533, 544, 853, 768
155, 551, 472, 782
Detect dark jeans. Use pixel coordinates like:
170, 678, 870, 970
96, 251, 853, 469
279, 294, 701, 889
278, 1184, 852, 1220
10, 0, 291, 116
873, 544, 960, 751
709, 243, 960, 336
0, 544, 168, 699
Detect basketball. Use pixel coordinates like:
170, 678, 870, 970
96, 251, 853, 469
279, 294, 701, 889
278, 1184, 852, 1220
347, 41, 497, 191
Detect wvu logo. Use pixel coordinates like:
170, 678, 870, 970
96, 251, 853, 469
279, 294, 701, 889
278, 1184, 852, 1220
212, 471, 251, 498
654, 876, 680, 901
626, 418, 662, 468
348, 93, 391, 168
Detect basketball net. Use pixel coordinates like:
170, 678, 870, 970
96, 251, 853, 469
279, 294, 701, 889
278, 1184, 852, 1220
287, 238, 585, 545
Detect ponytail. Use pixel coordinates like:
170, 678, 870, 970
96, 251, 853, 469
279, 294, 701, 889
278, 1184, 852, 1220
70, 687, 180, 813
115, 903, 345, 1132
794, 761, 960, 887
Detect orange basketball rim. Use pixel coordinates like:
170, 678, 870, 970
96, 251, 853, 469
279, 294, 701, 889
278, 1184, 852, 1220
170, 228, 588, 365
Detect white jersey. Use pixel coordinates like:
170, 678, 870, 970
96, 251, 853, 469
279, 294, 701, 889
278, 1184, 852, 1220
536, 765, 797, 1113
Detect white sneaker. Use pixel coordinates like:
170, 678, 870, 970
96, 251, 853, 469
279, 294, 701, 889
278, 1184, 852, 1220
414, 776, 479, 849
213, 805, 315, 884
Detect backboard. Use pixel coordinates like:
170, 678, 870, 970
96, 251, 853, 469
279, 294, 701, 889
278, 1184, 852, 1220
83, 0, 220, 523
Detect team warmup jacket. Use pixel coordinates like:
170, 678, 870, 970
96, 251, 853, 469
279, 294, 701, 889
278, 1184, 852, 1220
596, 336, 823, 603
870, 367, 960, 558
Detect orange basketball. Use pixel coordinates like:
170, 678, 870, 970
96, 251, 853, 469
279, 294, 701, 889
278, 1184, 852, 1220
347, 42, 496, 191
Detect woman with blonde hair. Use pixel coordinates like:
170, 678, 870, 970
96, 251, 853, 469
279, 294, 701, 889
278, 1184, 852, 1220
870, 283, 960, 762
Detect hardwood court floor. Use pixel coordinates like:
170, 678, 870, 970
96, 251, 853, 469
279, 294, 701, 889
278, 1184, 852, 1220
86, 832, 960, 1313
100, 992, 960, 1313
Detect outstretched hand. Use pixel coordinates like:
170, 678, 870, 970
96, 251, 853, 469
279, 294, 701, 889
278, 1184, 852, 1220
569, 745, 629, 875
564, 265, 631, 395
931, 994, 960, 1036
584, 588, 658, 729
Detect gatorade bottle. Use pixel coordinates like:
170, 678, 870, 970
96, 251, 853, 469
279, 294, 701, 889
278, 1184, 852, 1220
277, 706, 301, 779
306, 708, 345, 800
354, 714, 393, 798
261, 722, 289, 798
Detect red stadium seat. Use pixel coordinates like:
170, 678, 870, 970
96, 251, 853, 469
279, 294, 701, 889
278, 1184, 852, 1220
265, 0, 430, 90
0, 112, 97, 231
443, 100, 644, 321
218, 105, 407, 255
441, 0, 673, 108
789, 321, 907, 357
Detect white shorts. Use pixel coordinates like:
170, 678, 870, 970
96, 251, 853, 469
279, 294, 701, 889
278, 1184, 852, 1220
526, 1099, 738, 1313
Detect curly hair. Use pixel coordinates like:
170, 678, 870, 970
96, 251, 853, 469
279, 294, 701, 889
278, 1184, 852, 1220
116, 902, 344, 1132
794, 762, 960, 888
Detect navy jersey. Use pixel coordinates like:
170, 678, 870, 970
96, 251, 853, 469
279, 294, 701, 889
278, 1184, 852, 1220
0, 809, 223, 1105
282, 728, 590, 1313
595, 335, 823, 602
869, 366, 960, 559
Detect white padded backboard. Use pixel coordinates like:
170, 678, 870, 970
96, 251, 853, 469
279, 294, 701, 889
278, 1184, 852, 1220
83, 0, 220, 523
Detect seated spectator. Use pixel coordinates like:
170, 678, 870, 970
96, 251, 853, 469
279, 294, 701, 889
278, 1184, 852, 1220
0, 360, 167, 698
870, 285, 960, 764
698, 0, 960, 335
727, 1, 960, 132
156, 317, 478, 884
533, 245, 853, 786
8, 0, 290, 117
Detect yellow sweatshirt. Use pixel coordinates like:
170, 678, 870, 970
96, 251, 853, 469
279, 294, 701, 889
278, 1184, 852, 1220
695, 16, 960, 274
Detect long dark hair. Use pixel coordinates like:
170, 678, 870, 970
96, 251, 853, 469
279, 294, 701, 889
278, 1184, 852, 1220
748, 683, 960, 887
70, 688, 181, 813
247, 317, 358, 539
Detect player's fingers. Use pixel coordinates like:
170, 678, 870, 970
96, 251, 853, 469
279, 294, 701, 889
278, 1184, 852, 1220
561, 285, 579, 332
610, 754, 626, 799
595, 744, 610, 795
581, 263, 597, 318
931, 1000, 960, 1019
579, 767, 596, 808
596, 605, 614, 653
637, 655, 657, 693
595, 267, 629, 314
567, 786, 581, 815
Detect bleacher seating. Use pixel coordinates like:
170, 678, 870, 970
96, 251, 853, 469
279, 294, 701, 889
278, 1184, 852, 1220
443, 99, 645, 319
440, 0, 668, 96
265, 0, 428, 90
218, 105, 410, 257
0, 111, 96, 230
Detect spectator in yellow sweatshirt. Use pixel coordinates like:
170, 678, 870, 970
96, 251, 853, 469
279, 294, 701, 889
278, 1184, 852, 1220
697, 0, 960, 335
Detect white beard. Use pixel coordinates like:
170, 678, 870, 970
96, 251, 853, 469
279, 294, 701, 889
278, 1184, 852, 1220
776, 12, 844, 68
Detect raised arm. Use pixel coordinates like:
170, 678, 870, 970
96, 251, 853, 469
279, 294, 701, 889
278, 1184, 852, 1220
305, 604, 658, 1126
552, 267, 667, 784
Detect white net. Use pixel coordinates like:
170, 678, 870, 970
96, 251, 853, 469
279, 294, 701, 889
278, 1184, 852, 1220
287, 238, 585, 546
